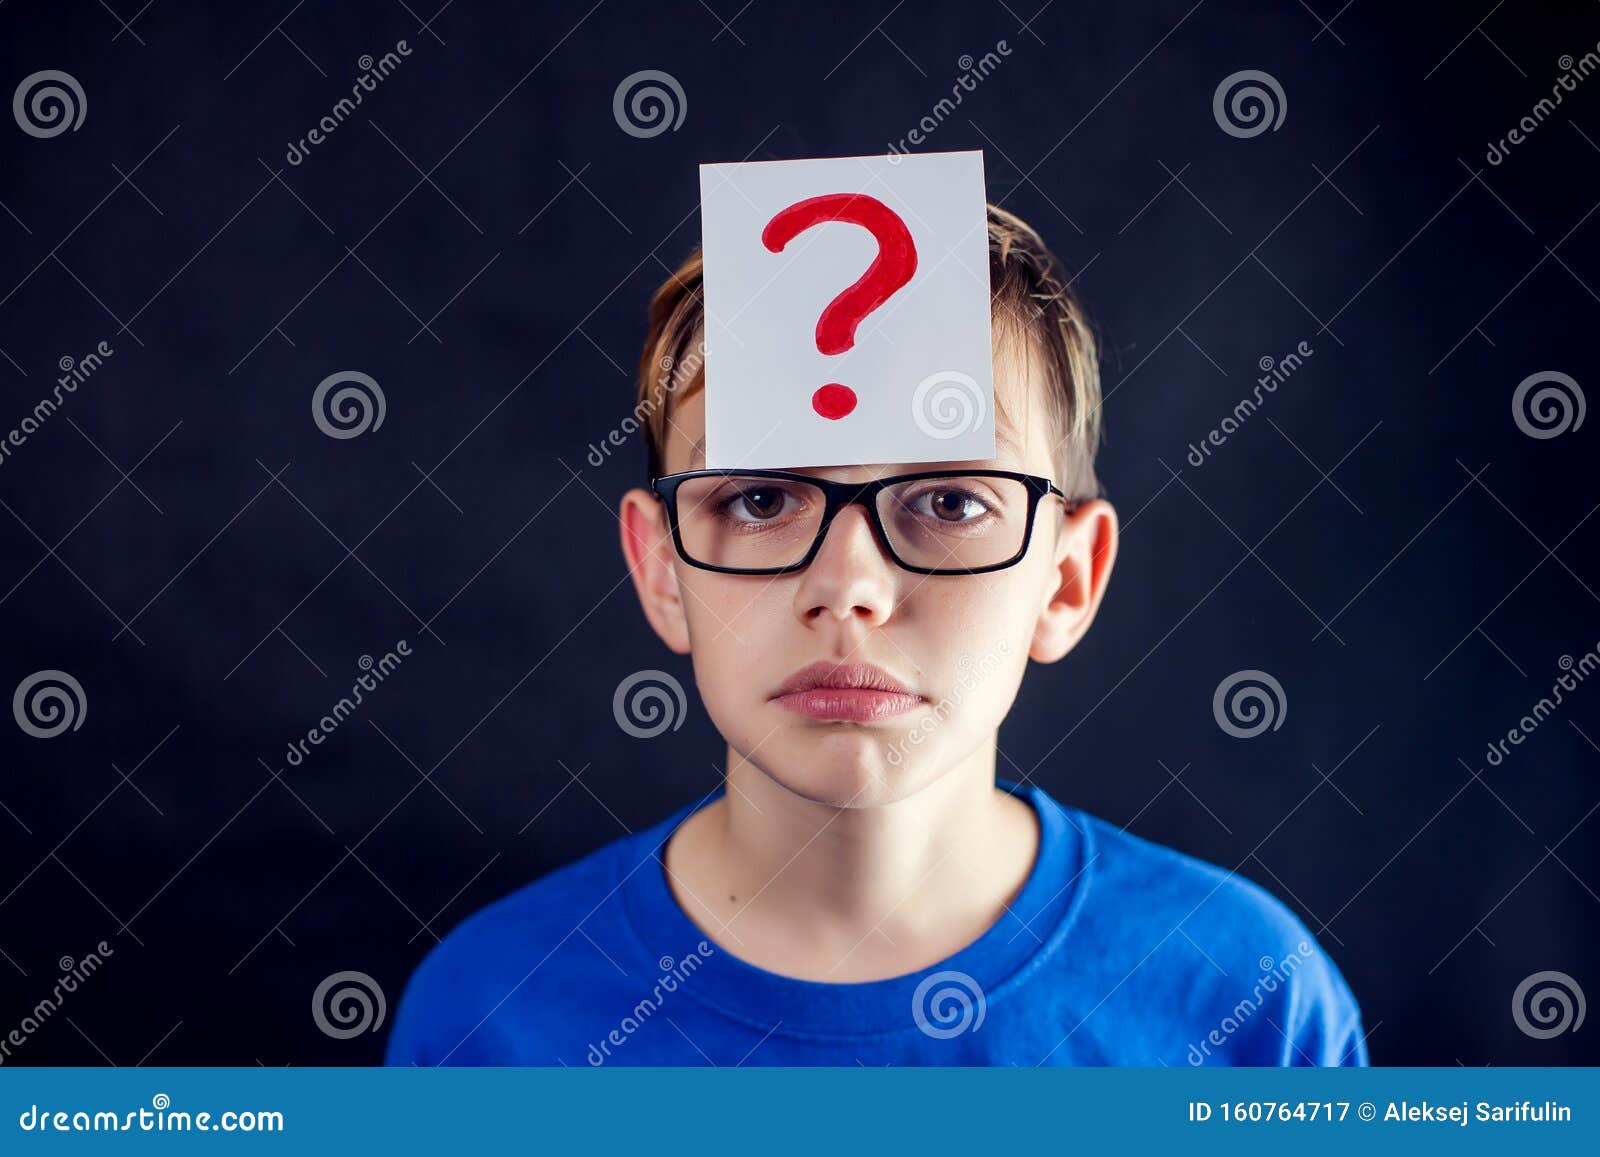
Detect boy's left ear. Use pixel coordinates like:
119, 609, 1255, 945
1030, 499, 1118, 664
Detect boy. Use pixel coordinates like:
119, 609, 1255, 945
385, 204, 1366, 1066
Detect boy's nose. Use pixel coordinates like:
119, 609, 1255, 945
794, 505, 897, 625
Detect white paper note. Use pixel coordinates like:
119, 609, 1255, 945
697, 150, 995, 469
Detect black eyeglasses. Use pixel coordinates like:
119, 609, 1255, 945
651, 468, 1077, 576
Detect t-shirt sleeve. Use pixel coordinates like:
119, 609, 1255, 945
1333, 1013, 1369, 1066
1281, 950, 1368, 1066
383, 951, 444, 1067
382, 986, 426, 1066
1172, 859, 1370, 1067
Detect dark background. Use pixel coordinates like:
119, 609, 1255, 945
2, 0, 1596, 1066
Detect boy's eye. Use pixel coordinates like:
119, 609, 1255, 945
903, 486, 994, 524
721, 484, 799, 523
919, 488, 986, 522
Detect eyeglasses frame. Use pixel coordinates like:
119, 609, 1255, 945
650, 467, 1080, 576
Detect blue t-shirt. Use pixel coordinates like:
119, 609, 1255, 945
386, 781, 1367, 1066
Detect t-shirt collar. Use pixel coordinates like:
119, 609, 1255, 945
616, 779, 1092, 1038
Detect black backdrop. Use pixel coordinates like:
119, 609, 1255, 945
2, 0, 1597, 1066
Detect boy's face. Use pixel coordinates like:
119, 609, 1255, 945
618, 338, 1118, 809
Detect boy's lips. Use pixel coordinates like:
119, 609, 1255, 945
771, 661, 925, 722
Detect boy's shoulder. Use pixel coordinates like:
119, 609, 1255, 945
1073, 806, 1315, 954
1059, 803, 1365, 1064
425, 832, 634, 953
385, 819, 665, 1065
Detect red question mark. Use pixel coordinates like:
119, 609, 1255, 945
761, 193, 918, 420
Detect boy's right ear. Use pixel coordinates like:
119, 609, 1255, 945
619, 488, 692, 655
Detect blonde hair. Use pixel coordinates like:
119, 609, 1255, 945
634, 202, 1104, 498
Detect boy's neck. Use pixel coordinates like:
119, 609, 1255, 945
661, 743, 1041, 982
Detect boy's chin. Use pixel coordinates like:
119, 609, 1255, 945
757, 730, 948, 809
